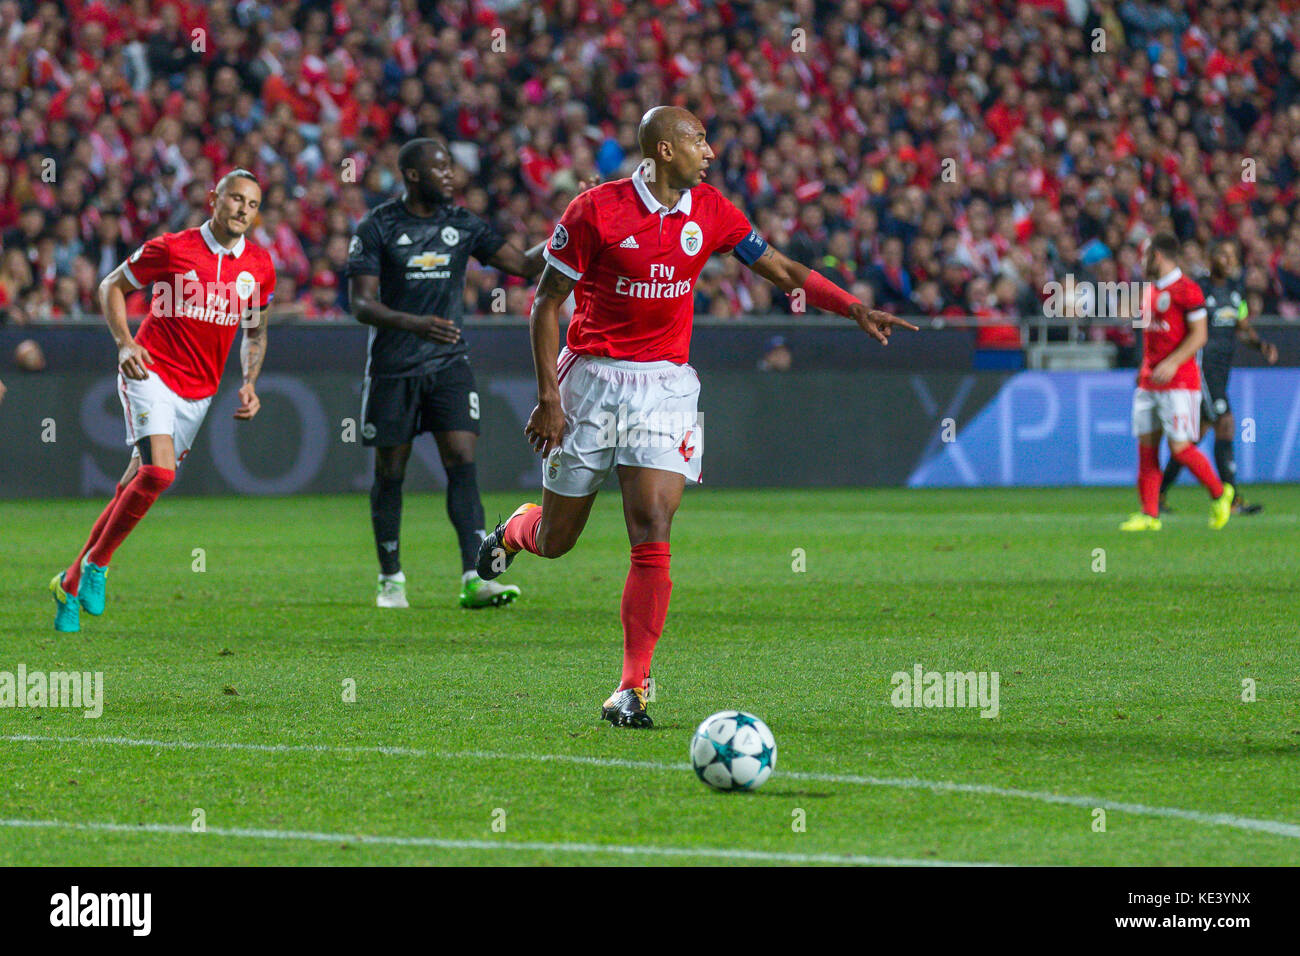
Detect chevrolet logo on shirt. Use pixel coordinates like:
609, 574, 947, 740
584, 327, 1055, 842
407, 252, 451, 269
404, 251, 452, 280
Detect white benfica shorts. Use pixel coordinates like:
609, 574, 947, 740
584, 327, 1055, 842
118, 371, 212, 462
542, 348, 703, 497
1132, 388, 1200, 443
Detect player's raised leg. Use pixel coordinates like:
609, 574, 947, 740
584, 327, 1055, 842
1168, 435, 1233, 529
371, 443, 411, 608
477, 487, 596, 579
1158, 409, 1212, 513
1161, 394, 1248, 515
1163, 388, 1232, 528
87, 436, 178, 567
52, 434, 176, 631
59, 456, 137, 620
478, 352, 607, 578
599, 465, 683, 729
49, 492, 120, 631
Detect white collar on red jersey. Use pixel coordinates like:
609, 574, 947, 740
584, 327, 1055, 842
201, 220, 246, 258
1154, 266, 1182, 290
632, 162, 692, 216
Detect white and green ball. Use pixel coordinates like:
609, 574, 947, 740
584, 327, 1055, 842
690, 710, 777, 791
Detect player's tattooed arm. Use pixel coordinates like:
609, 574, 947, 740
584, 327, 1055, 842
744, 245, 916, 344
535, 261, 577, 303
234, 300, 269, 421
524, 263, 575, 455
98, 264, 154, 380
486, 239, 549, 280
240, 304, 268, 387
746, 245, 809, 294
348, 274, 460, 344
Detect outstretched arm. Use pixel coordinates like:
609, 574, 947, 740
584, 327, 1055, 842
745, 243, 811, 293
486, 239, 549, 280
486, 177, 600, 280
523, 263, 576, 456
744, 244, 918, 344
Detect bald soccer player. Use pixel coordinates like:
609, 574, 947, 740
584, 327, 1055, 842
476, 108, 915, 727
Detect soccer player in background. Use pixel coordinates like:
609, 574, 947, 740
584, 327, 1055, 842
348, 137, 591, 610
476, 107, 915, 727
49, 170, 276, 632
1159, 239, 1277, 514
1121, 232, 1234, 532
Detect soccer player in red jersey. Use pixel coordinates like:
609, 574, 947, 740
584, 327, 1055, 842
49, 170, 277, 631
476, 107, 915, 727
1121, 232, 1234, 532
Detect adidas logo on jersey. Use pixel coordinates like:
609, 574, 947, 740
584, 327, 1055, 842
182, 269, 200, 281
396, 234, 412, 245
620, 235, 639, 249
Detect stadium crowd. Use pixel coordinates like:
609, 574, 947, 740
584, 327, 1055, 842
3, 0, 1300, 350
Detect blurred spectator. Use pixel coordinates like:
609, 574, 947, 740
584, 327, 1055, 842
913, 279, 945, 318
0, 245, 31, 321
13, 337, 45, 371
302, 270, 345, 320
869, 236, 913, 312
758, 335, 792, 372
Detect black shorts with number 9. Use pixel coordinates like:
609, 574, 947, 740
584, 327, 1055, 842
361, 356, 481, 446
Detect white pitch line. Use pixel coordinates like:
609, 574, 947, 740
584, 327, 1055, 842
0, 818, 996, 867
5, 733, 1299, 840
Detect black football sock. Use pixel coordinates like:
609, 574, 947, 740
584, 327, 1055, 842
445, 462, 486, 574
1214, 438, 1237, 487
370, 475, 403, 575
1159, 457, 1183, 496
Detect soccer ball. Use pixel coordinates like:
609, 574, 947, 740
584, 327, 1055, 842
690, 710, 777, 791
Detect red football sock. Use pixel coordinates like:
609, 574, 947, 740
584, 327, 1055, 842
87, 465, 174, 567
64, 483, 125, 595
502, 505, 544, 555
1138, 444, 1162, 517
618, 542, 672, 692
1172, 445, 1225, 499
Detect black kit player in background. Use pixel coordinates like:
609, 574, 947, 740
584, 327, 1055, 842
1160, 239, 1278, 515
348, 137, 594, 609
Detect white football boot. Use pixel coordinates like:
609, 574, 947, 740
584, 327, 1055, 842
376, 574, 409, 608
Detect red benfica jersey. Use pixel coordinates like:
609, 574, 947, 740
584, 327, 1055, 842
1139, 267, 1206, 391
123, 222, 277, 399
544, 168, 754, 363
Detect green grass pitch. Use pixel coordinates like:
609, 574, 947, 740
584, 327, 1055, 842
1, 486, 1297, 866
